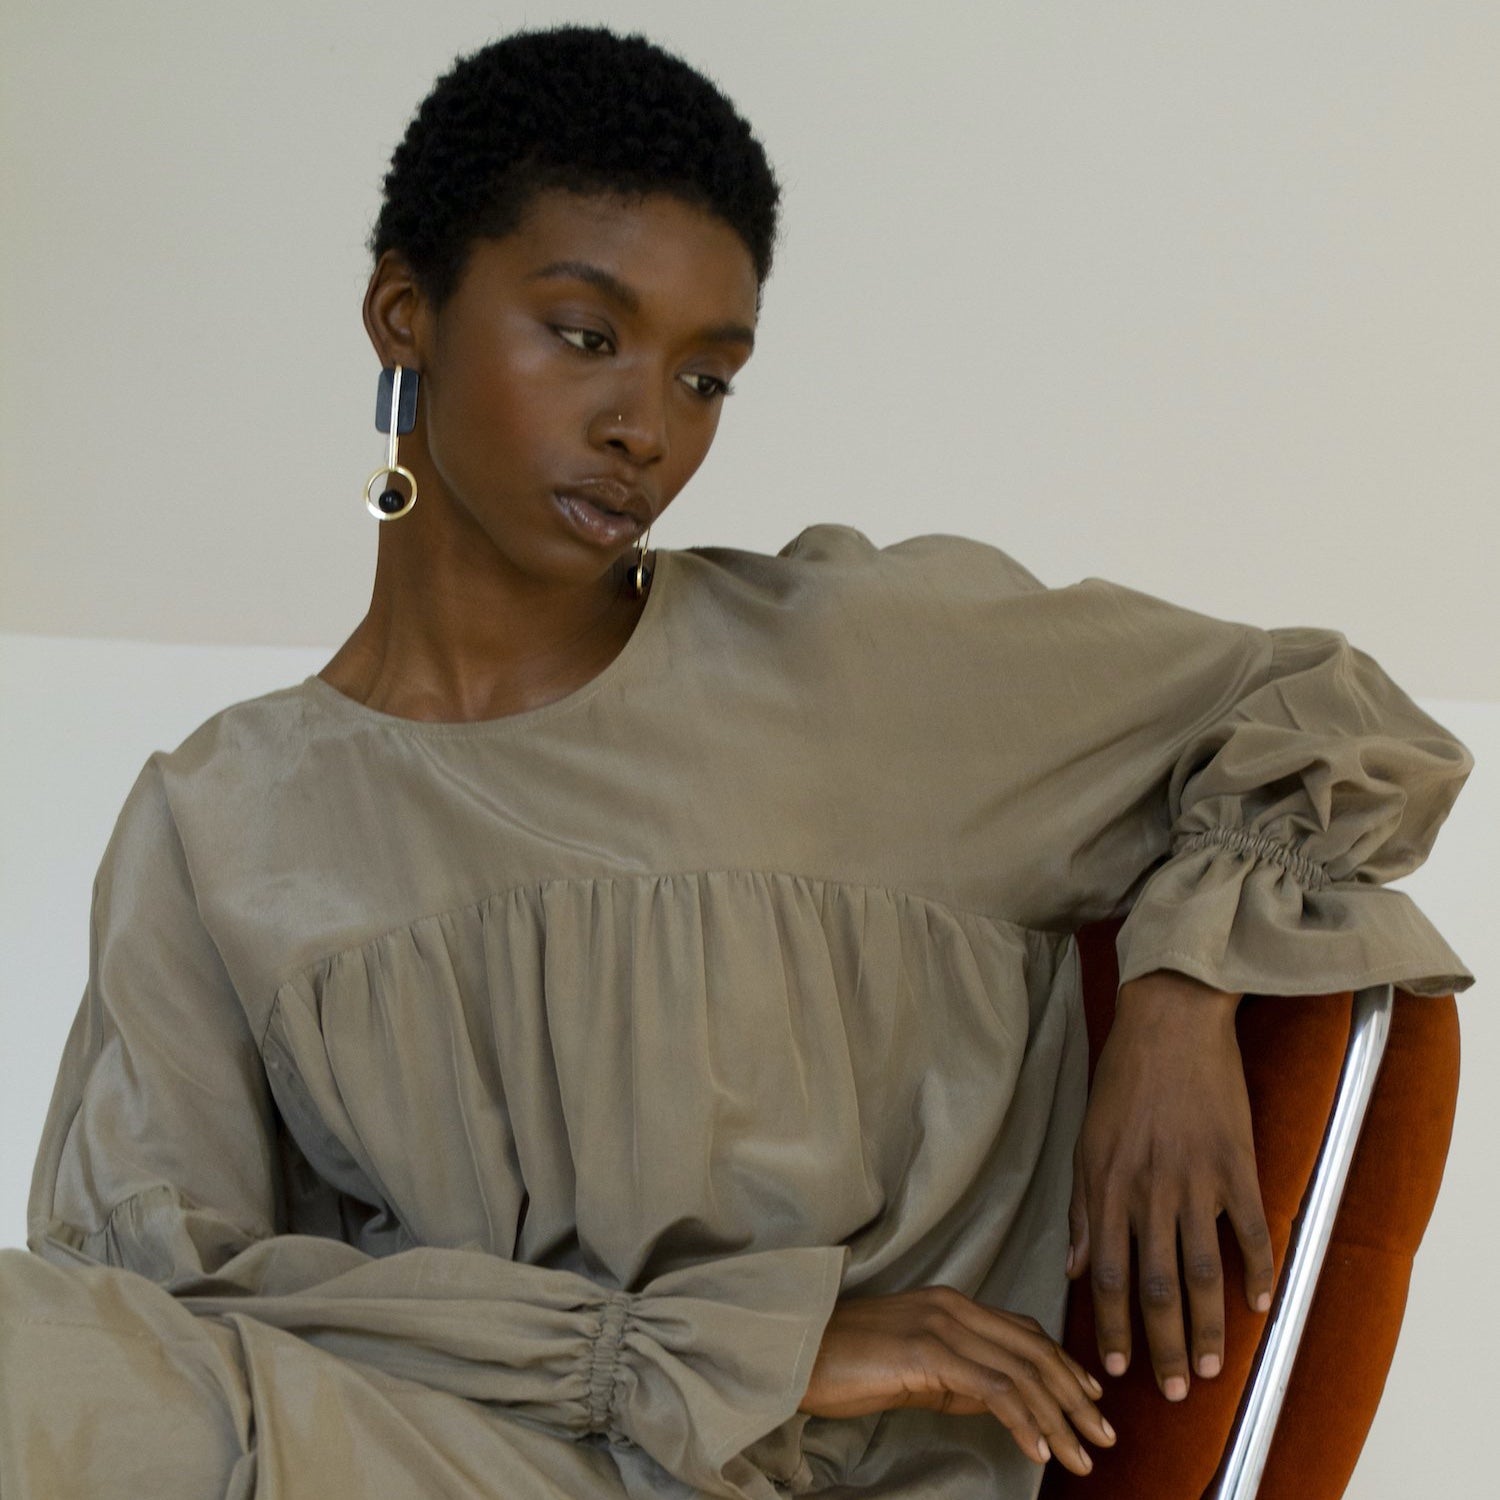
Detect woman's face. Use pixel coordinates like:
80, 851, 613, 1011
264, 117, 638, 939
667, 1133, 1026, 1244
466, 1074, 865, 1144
378, 188, 760, 584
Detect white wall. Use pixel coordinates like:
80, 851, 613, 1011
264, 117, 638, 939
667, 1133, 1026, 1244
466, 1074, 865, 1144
3, 3, 1495, 1496
3, 0, 1498, 699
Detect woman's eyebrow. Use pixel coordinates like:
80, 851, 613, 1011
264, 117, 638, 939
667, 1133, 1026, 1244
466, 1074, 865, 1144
524, 259, 755, 350
525, 259, 640, 310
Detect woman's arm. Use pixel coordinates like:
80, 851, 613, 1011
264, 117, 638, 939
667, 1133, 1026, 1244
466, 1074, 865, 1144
1027, 602, 1474, 1405
27, 757, 846, 1500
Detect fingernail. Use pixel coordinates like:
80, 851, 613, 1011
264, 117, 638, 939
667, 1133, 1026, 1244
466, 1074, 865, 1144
1105, 1353, 1127, 1377
1255, 1292, 1272, 1313
1198, 1353, 1222, 1378
1164, 1376, 1188, 1402
1037, 1439, 1051, 1463
1066, 1245, 1075, 1275
1086, 1373, 1103, 1397
1077, 1448, 1093, 1472
1101, 1418, 1117, 1443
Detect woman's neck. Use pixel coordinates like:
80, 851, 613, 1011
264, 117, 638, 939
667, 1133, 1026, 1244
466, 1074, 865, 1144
318, 525, 649, 724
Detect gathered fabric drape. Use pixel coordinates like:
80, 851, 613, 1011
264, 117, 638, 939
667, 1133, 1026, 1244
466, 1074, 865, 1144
1, 524, 1472, 1499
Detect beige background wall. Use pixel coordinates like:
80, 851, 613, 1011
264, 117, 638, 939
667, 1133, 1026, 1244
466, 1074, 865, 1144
3, 2, 1495, 1494
4, 0, 1497, 698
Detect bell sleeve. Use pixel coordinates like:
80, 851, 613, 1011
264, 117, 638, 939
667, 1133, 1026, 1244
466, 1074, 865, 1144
965, 564, 1477, 999
26, 756, 846, 1500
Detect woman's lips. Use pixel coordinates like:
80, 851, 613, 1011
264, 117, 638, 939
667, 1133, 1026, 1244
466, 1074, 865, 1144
553, 490, 643, 546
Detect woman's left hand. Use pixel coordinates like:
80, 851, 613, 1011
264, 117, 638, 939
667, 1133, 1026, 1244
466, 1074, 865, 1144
1066, 969, 1275, 1402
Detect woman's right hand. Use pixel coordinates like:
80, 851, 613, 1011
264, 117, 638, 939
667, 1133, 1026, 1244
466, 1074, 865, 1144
798, 1285, 1116, 1477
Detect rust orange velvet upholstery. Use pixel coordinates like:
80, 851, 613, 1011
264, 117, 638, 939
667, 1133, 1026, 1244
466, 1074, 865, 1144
1040, 919, 1460, 1500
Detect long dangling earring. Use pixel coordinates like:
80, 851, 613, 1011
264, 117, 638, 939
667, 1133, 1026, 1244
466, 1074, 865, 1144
630, 523, 653, 598
364, 365, 420, 520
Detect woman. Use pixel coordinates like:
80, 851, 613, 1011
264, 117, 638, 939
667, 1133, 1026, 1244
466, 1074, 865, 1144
0, 24, 1474, 1500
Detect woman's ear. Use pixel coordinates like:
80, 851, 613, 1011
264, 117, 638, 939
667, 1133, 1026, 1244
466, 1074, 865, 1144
362, 251, 428, 369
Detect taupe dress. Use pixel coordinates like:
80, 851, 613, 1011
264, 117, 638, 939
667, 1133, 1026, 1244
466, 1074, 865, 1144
0, 525, 1475, 1500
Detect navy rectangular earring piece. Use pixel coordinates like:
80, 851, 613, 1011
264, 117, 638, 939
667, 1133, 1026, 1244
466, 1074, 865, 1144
376, 366, 421, 434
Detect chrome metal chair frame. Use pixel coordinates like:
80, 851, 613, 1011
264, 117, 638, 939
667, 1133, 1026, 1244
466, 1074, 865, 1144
1207, 983, 1395, 1499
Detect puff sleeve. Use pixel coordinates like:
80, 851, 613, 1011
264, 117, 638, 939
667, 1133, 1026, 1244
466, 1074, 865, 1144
22, 756, 847, 1500
869, 531, 1475, 1000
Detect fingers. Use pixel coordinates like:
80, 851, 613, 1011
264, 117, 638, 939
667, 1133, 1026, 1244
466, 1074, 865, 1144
1104, 1185, 1273, 1401
801, 1284, 1120, 1455
1055, 1343, 1107, 1405
1088, 1192, 1133, 1378
1180, 1193, 1226, 1381
932, 1309, 1116, 1476
941, 1329, 1084, 1472
1137, 1203, 1191, 1402
1228, 1176, 1276, 1314
983, 1311, 1113, 1450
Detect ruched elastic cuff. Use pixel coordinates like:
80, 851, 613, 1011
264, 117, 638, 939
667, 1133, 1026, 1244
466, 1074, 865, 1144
585, 1291, 634, 1442
578, 1244, 850, 1497
1115, 830, 1474, 999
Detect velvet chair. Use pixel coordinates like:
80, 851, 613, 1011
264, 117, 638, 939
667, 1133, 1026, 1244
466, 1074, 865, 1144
1040, 919, 1461, 1500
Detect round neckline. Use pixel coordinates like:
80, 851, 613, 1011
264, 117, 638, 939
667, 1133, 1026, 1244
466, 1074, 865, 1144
300, 547, 673, 734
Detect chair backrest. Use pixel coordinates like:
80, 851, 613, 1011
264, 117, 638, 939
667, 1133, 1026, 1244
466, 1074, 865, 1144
1040, 919, 1460, 1500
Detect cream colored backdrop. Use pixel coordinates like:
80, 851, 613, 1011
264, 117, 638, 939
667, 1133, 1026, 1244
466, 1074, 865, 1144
3, 2, 1495, 1495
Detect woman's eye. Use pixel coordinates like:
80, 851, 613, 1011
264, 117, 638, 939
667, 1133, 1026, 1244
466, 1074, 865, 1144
681, 372, 736, 401
555, 326, 612, 355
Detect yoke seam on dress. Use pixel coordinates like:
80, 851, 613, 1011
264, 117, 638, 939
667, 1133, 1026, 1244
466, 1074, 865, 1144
267, 867, 1047, 991
1173, 828, 1331, 890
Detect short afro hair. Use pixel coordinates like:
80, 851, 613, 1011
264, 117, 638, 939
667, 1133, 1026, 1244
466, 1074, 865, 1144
370, 25, 782, 310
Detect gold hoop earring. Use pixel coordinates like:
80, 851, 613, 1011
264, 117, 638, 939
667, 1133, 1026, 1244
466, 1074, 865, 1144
365, 365, 419, 520
630, 524, 653, 598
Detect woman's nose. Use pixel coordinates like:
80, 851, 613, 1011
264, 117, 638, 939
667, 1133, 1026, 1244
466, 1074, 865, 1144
594, 388, 668, 464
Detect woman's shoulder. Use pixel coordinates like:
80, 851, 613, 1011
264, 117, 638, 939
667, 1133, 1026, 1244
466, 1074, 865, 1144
108, 679, 318, 842
84, 680, 312, 895
161, 678, 313, 766
780, 521, 1040, 580
683, 521, 1048, 603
